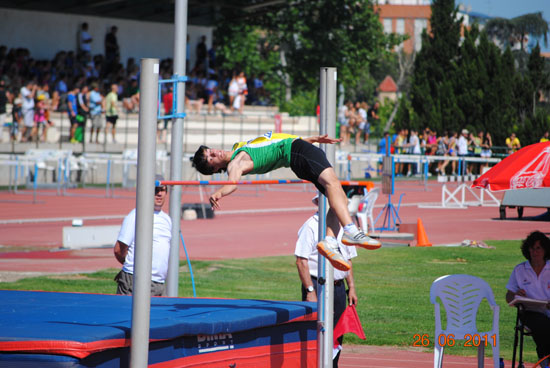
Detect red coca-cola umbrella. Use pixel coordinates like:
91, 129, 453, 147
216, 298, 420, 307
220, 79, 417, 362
472, 141, 550, 191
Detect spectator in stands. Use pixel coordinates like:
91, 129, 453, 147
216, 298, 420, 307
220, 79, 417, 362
33, 94, 49, 142
435, 131, 449, 175
235, 71, 248, 115
20, 81, 36, 142
213, 101, 233, 116
185, 81, 204, 114
195, 35, 207, 72
114, 175, 172, 296
78, 23, 93, 61
367, 101, 380, 132
393, 128, 405, 176
208, 39, 216, 70
359, 101, 370, 144
480, 132, 493, 172
406, 128, 421, 176
424, 128, 437, 173
448, 131, 458, 175
205, 73, 218, 115
122, 78, 139, 112
349, 103, 362, 146
378, 131, 392, 155
67, 85, 80, 141
104, 26, 119, 65
10, 97, 22, 142
158, 85, 172, 144
72, 84, 90, 143
378, 131, 393, 173
472, 131, 482, 156
36, 82, 53, 121
253, 73, 268, 104
425, 128, 437, 155
227, 71, 239, 110
540, 131, 549, 143
470, 131, 483, 174
506, 132, 521, 153
457, 129, 469, 174
88, 82, 104, 144
356, 102, 366, 142
105, 83, 119, 143
337, 101, 351, 145
0, 80, 7, 142
55, 73, 68, 101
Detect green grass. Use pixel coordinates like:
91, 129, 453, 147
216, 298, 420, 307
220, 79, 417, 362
0, 240, 539, 363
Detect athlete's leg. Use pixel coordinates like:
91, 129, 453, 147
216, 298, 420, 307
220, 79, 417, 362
317, 167, 353, 230
325, 207, 341, 239
318, 167, 380, 250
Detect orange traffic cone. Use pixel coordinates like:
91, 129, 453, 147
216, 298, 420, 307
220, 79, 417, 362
416, 218, 432, 247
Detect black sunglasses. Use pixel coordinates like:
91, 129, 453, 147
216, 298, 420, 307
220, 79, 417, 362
155, 186, 167, 195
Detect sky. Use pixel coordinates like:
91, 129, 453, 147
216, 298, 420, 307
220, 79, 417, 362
455, 0, 550, 51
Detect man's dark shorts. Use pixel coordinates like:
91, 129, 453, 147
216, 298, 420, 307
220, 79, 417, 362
106, 115, 118, 126
290, 139, 332, 195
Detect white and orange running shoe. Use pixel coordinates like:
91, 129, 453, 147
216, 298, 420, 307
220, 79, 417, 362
342, 230, 381, 250
316, 239, 351, 271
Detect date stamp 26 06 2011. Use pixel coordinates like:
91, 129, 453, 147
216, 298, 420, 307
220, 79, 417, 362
413, 333, 497, 348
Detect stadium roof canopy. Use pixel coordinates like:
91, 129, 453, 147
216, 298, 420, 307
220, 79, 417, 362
0, 0, 286, 26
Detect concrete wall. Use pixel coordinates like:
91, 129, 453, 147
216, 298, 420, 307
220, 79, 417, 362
0, 8, 213, 67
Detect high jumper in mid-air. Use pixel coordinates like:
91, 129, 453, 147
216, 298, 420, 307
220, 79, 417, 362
192, 132, 381, 271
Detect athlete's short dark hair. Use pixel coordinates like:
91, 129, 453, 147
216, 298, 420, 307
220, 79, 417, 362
192, 145, 215, 175
192, 145, 228, 175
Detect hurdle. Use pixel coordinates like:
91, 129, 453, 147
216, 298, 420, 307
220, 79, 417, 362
418, 182, 500, 209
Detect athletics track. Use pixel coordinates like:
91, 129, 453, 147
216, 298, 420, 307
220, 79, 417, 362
0, 180, 546, 367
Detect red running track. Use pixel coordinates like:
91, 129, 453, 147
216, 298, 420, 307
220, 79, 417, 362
0, 182, 545, 272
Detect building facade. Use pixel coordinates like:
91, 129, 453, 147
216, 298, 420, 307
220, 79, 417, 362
375, 0, 431, 54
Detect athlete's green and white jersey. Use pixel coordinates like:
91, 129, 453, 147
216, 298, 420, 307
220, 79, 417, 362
230, 132, 300, 174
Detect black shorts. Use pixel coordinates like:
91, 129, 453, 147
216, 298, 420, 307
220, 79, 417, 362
290, 139, 332, 195
106, 115, 118, 125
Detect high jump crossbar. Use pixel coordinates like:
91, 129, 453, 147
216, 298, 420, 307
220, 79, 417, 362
157, 179, 375, 189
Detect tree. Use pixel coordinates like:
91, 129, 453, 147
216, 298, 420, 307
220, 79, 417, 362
527, 44, 549, 115
383, 50, 416, 132
218, 0, 398, 99
409, 0, 463, 134
485, 12, 549, 51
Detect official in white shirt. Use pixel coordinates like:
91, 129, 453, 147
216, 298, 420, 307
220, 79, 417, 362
114, 175, 172, 296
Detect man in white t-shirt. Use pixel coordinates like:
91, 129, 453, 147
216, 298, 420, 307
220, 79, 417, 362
295, 195, 358, 367
20, 81, 36, 142
457, 129, 469, 156
78, 22, 93, 59
405, 129, 421, 176
114, 175, 172, 296
457, 129, 470, 174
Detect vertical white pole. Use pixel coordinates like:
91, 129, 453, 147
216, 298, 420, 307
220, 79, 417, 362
318, 67, 337, 368
129, 58, 159, 368
166, 0, 188, 297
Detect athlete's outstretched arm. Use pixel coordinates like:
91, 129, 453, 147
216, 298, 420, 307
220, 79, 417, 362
209, 152, 251, 209
304, 134, 342, 145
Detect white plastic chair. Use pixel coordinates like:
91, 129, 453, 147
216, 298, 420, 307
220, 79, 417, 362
347, 194, 363, 218
430, 274, 500, 368
356, 188, 380, 233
